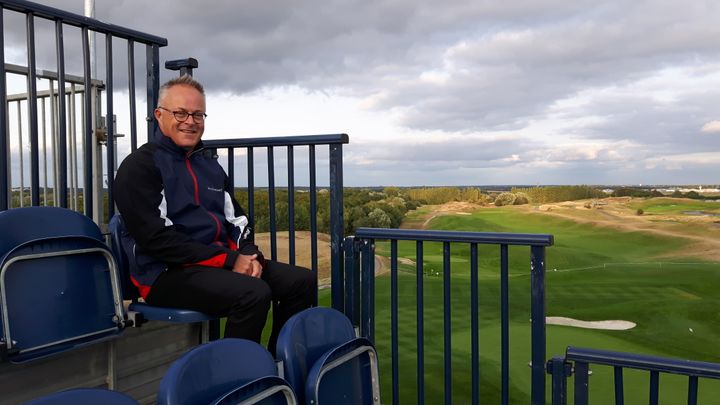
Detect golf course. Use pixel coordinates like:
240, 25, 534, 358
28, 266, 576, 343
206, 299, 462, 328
366, 197, 720, 403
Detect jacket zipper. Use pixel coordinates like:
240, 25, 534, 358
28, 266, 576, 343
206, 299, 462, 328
184, 152, 222, 242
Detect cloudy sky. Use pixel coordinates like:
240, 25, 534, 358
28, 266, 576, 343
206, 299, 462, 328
7, 0, 720, 186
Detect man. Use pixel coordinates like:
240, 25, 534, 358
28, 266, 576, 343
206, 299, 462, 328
114, 75, 316, 353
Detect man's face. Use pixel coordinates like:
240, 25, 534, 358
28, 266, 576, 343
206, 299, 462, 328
154, 84, 206, 149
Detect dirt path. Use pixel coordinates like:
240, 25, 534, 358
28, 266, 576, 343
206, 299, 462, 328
403, 201, 481, 230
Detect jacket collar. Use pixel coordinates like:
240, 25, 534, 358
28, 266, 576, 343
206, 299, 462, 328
154, 128, 204, 156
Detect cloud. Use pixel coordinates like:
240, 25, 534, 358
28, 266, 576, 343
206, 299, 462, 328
701, 120, 720, 133
4, 0, 720, 185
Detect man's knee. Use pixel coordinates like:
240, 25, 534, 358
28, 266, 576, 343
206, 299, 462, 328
251, 281, 273, 307
299, 267, 317, 289
294, 267, 317, 304
229, 280, 272, 313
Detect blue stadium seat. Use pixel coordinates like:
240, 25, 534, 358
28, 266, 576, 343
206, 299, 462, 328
211, 376, 296, 405
157, 338, 296, 405
275, 307, 380, 404
108, 214, 216, 325
0, 207, 125, 363
23, 388, 139, 405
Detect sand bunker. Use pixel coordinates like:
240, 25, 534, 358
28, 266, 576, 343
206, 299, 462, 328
546, 316, 636, 330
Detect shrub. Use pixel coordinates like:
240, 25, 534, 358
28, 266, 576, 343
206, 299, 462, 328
495, 192, 516, 206
636, 208, 644, 215
513, 192, 530, 205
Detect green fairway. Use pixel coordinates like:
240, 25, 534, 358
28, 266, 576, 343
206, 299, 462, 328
370, 205, 720, 403
631, 197, 720, 215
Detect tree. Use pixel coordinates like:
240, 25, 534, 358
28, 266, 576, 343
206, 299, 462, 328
355, 208, 391, 228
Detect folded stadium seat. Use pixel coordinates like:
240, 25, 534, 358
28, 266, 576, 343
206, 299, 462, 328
108, 214, 217, 333
23, 387, 139, 405
275, 307, 380, 405
0, 207, 125, 363
157, 338, 296, 405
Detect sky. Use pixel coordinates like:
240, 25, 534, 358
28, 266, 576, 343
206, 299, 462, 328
5, 0, 720, 186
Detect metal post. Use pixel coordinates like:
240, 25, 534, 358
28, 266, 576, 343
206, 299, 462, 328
165, 58, 198, 77
106, 33, 115, 218
146, 44, 159, 141
530, 245, 547, 405
82, 27, 93, 217
360, 238, 375, 342
0, 8, 8, 210
26, 12, 40, 206
341, 236, 358, 316
547, 357, 568, 405
329, 143, 344, 310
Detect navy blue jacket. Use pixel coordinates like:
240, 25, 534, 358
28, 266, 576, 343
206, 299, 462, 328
114, 131, 262, 298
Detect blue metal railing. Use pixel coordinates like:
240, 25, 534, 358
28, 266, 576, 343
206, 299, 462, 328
344, 228, 554, 405
548, 347, 720, 405
203, 134, 349, 307
0, 0, 167, 217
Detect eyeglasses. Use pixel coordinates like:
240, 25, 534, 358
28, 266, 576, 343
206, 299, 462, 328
157, 106, 207, 123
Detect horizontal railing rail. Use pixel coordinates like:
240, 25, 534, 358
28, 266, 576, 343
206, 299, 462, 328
345, 227, 553, 405
204, 134, 349, 307
548, 346, 720, 405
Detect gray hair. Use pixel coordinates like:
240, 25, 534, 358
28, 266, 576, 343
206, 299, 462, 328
157, 75, 205, 107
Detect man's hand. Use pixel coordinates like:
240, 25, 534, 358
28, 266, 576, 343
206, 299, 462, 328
250, 259, 263, 278
233, 254, 257, 276
233, 254, 263, 278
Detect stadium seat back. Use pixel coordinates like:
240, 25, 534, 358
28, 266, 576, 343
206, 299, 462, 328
0, 207, 124, 363
275, 307, 358, 402
158, 338, 294, 405
305, 337, 380, 405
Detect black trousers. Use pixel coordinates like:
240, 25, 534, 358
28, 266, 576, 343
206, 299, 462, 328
145, 260, 317, 354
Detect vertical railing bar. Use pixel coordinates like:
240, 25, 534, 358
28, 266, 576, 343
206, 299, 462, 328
500, 244, 509, 405
146, 44, 159, 142
55, 19, 68, 208
17, 101, 24, 207
48, 80, 58, 207
91, 82, 102, 223
106, 33, 115, 218
443, 241, 452, 405
343, 236, 359, 324
247, 147, 254, 243
614, 366, 624, 405
226, 147, 234, 192
649, 371, 659, 405
127, 40, 137, 151
530, 245, 547, 405
287, 146, 295, 266
360, 238, 375, 341
549, 357, 568, 405
574, 362, 589, 405
470, 243, 479, 405
0, 7, 8, 210
308, 145, 318, 279
267, 146, 277, 260
687, 375, 698, 405
391, 239, 399, 405
329, 143, 344, 311
26, 12, 40, 206
81, 26, 93, 216
41, 97, 47, 204
416, 240, 425, 405
69, 86, 78, 210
